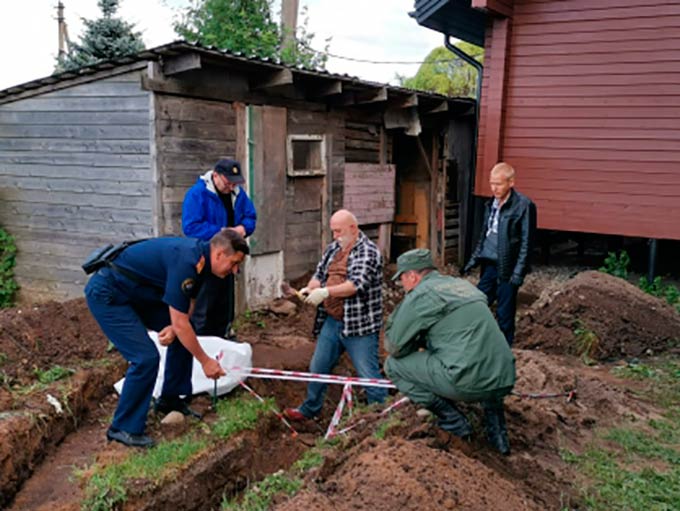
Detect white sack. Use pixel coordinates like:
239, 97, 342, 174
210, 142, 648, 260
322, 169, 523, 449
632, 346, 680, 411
114, 331, 252, 398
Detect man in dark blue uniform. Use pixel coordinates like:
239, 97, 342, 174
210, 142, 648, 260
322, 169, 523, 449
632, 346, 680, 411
182, 158, 257, 338
85, 229, 249, 448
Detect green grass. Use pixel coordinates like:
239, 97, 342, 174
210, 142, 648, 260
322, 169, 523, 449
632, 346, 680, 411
80, 393, 271, 510
373, 416, 404, 440
561, 356, 680, 510
212, 394, 271, 438
81, 437, 206, 511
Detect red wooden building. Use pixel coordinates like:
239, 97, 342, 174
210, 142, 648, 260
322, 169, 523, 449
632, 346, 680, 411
415, 0, 680, 242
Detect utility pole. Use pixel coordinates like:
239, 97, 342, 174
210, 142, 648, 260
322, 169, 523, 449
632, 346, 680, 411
281, 0, 299, 54
57, 1, 69, 59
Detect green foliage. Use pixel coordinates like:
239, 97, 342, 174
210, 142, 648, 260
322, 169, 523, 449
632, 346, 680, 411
612, 358, 680, 409
599, 250, 630, 279
397, 42, 484, 98
573, 320, 599, 365
638, 276, 680, 312
81, 437, 206, 511
34, 365, 75, 384
212, 393, 270, 438
56, 0, 145, 72
0, 227, 19, 308
174, 0, 328, 69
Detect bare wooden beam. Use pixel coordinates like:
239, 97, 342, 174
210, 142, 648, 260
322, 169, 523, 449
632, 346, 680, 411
307, 80, 342, 98
251, 69, 294, 90
424, 101, 448, 114
354, 87, 388, 105
390, 93, 418, 109
163, 53, 202, 76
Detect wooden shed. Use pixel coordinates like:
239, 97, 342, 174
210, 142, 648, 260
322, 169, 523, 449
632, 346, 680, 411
415, 0, 680, 242
0, 41, 475, 305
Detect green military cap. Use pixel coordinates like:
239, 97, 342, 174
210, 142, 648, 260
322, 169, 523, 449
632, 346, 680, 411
392, 248, 435, 281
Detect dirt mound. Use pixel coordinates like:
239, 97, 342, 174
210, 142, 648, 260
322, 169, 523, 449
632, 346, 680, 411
0, 298, 109, 384
516, 271, 680, 360
274, 436, 541, 511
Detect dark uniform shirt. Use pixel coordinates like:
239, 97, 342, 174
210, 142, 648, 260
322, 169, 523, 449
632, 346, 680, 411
112, 237, 211, 314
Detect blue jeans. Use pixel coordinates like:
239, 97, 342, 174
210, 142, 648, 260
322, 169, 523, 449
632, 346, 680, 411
477, 263, 517, 346
299, 317, 387, 417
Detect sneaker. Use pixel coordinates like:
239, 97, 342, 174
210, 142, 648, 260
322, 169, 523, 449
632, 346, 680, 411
154, 396, 203, 420
283, 408, 309, 422
106, 428, 155, 448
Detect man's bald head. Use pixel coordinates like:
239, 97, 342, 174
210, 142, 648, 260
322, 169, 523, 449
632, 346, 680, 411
330, 209, 359, 248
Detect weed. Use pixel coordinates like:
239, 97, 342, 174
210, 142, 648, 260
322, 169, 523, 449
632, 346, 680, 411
256, 320, 266, 329
599, 250, 630, 279
373, 416, 403, 440
0, 352, 7, 366
573, 320, 599, 365
212, 394, 271, 438
34, 365, 74, 384
292, 448, 324, 472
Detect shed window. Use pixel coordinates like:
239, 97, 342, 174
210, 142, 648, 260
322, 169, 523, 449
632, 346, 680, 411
287, 135, 326, 176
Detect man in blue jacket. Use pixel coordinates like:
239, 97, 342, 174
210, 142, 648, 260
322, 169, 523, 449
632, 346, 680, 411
182, 159, 257, 337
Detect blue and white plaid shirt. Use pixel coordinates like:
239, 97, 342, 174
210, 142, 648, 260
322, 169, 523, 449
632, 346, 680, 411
312, 231, 383, 337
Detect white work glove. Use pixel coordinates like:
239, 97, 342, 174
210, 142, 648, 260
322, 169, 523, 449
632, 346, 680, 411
304, 287, 330, 306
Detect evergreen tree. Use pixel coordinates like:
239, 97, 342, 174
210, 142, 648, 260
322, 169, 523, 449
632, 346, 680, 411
398, 42, 484, 98
174, 0, 328, 69
56, 0, 145, 72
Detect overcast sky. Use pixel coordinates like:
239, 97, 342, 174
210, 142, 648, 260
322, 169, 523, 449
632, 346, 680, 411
0, 0, 446, 91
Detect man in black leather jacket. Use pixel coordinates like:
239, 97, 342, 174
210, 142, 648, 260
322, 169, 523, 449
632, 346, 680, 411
462, 162, 537, 345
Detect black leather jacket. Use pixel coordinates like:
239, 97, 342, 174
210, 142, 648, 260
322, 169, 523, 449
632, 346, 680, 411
463, 189, 537, 285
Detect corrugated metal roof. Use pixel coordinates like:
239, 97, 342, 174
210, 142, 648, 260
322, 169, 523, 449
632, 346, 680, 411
0, 40, 475, 108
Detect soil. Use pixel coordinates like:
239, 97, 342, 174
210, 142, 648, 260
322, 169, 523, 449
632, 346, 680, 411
1, 268, 679, 510
516, 271, 680, 360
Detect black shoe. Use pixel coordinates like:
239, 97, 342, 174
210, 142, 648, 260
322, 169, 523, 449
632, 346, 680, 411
483, 401, 511, 456
427, 397, 472, 438
106, 428, 154, 448
154, 396, 203, 420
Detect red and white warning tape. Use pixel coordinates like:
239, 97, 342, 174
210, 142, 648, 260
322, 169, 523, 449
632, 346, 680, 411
229, 366, 397, 389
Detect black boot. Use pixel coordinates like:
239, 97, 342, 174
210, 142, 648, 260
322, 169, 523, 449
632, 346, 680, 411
427, 397, 472, 438
154, 396, 203, 420
483, 400, 510, 455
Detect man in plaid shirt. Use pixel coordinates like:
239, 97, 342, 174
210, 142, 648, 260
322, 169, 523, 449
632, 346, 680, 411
284, 209, 387, 421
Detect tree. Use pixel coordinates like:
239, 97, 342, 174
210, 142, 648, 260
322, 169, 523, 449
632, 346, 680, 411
397, 42, 484, 98
174, 0, 328, 69
56, 0, 145, 72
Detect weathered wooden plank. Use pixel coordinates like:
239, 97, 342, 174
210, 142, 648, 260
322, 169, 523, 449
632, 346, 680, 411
0, 96, 149, 112
289, 178, 323, 212
0, 163, 150, 181
0, 124, 149, 140
0, 110, 149, 125
0, 189, 152, 210
43, 81, 147, 97
0, 175, 151, 195
2, 201, 153, 223
343, 163, 395, 224
2, 215, 153, 236
0, 138, 149, 154
157, 136, 234, 154
0, 151, 150, 167
155, 120, 236, 141
156, 95, 235, 122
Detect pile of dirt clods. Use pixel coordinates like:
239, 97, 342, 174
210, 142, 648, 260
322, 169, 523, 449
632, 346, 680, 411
516, 271, 680, 360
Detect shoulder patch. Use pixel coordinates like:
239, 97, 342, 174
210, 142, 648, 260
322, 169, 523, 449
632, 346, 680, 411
181, 278, 196, 296
195, 255, 205, 274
